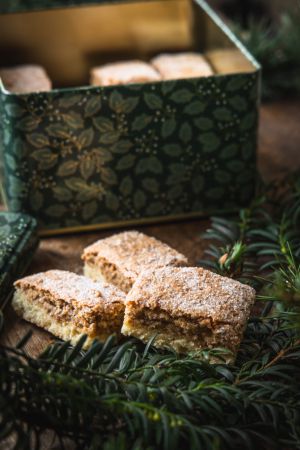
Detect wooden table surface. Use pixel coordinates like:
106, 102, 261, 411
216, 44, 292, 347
2, 98, 300, 356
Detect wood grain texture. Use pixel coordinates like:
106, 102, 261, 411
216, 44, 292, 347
1, 99, 300, 357
259, 100, 300, 180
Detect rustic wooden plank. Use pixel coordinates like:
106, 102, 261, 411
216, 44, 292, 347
259, 100, 300, 180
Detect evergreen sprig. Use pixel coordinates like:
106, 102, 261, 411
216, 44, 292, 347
199, 173, 300, 305
235, 8, 300, 100
1, 173, 300, 449
1, 315, 300, 450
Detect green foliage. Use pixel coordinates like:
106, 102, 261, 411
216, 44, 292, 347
236, 8, 300, 100
1, 316, 300, 450
199, 172, 300, 314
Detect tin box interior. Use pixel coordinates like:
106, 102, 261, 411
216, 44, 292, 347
0, 0, 260, 235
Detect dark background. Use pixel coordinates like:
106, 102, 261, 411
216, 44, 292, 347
211, 0, 296, 24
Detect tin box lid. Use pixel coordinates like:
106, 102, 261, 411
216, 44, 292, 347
0, 212, 38, 307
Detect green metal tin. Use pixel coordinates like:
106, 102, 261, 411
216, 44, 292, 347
0, 0, 261, 235
0, 212, 38, 307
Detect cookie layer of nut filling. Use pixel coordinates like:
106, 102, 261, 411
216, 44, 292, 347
122, 267, 256, 361
151, 52, 213, 80
0, 65, 52, 93
12, 270, 125, 347
82, 231, 188, 293
90, 60, 161, 86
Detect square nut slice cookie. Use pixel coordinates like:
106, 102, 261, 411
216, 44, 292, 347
122, 267, 256, 360
151, 52, 213, 80
82, 231, 188, 293
13, 270, 125, 347
0, 65, 52, 93
90, 60, 161, 86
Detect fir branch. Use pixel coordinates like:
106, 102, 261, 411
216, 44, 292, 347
235, 8, 300, 100
199, 172, 300, 303
1, 316, 300, 450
